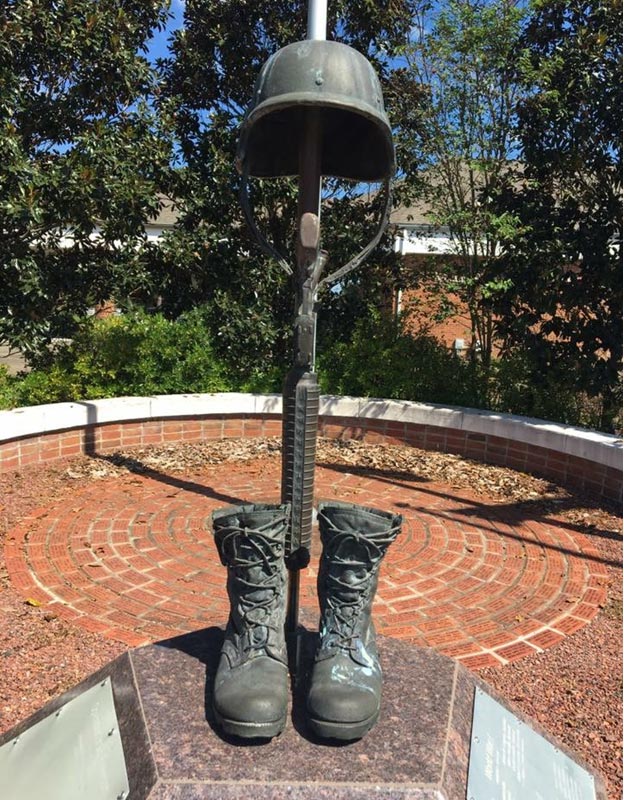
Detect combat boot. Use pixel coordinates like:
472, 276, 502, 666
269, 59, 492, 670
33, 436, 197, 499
306, 501, 402, 740
212, 503, 290, 739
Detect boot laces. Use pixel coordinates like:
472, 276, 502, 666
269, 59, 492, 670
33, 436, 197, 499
322, 531, 386, 650
222, 530, 284, 654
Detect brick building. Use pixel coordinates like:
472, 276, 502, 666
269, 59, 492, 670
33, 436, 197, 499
390, 202, 478, 354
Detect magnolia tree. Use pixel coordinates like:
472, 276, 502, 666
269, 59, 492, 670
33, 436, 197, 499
0, 0, 173, 363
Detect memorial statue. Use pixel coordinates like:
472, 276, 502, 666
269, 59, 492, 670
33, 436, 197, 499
211, 3, 401, 742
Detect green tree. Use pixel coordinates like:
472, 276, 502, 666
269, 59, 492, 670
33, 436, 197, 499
156, 0, 419, 379
491, 0, 622, 431
0, 0, 173, 364
393, 0, 526, 374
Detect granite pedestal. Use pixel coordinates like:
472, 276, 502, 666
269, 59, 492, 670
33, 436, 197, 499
0, 628, 606, 800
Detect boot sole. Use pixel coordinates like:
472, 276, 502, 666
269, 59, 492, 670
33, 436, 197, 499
214, 709, 287, 740
307, 708, 380, 741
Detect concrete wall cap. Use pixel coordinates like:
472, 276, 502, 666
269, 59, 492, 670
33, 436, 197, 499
0, 394, 620, 471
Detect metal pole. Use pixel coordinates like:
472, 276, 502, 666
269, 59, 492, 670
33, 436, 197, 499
300, 0, 326, 246
283, 0, 328, 676
307, 0, 327, 41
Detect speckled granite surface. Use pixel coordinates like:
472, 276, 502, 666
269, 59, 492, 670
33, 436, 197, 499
146, 785, 444, 799
0, 628, 606, 800
128, 628, 460, 797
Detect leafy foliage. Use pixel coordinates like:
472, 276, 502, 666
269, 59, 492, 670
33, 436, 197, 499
317, 313, 485, 408
0, 0, 173, 363
3, 308, 615, 432
0, 309, 235, 408
490, 351, 620, 431
490, 0, 622, 431
393, 0, 526, 371
316, 312, 617, 430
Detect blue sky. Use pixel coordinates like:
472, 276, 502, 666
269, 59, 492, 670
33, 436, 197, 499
146, 0, 185, 62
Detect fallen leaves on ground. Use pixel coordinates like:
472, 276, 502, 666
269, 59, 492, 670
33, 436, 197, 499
61, 437, 620, 534
64, 435, 556, 502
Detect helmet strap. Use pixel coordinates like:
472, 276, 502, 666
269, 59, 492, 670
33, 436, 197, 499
239, 164, 294, 277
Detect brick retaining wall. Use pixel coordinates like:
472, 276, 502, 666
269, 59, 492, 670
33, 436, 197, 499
0, 395, 621, 503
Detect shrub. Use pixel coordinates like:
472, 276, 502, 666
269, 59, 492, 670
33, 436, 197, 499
0, 309, 233, 408
316, 314, 620, 433
491, 352, 622, 433
317, 314, 485, 408
0, 365, 19, 408
2, 309, 618, 435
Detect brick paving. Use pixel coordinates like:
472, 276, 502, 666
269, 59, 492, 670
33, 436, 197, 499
3, 458, 609, 670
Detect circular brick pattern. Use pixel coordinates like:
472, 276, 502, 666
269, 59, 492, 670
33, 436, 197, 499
4, 460, 609, 669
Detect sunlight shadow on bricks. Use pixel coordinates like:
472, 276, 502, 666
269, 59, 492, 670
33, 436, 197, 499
324, 461, 621, 550
407, 500, 621, 569
89, 450, 247, 506
76, 402, 246, 508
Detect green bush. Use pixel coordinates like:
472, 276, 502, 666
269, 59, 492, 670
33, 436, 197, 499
315, 314, 619, 433
491, 352, 621, 432
0, 364, 19, 408
317, 314, 485, 408
2, 308, 618, 435
0, 309, 234, 408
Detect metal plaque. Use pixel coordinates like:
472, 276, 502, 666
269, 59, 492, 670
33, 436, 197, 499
467, 688, 596, 800
0, 678, 130, 800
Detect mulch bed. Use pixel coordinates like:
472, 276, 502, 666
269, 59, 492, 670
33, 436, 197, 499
0, 437, 621, 798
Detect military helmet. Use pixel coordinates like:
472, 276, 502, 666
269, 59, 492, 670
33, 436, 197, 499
236, 40, 394, 182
